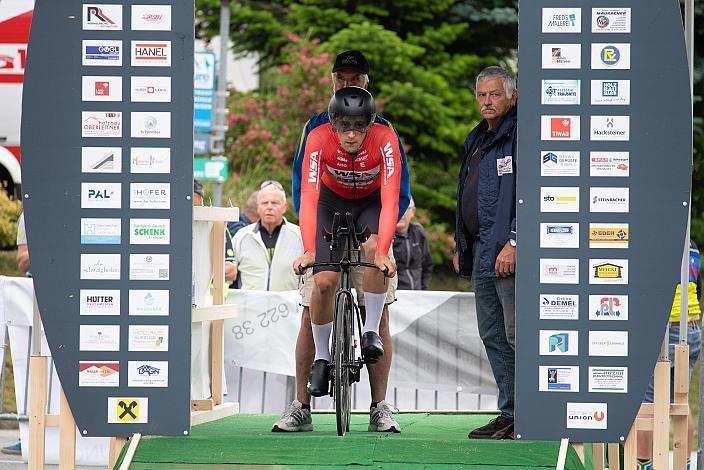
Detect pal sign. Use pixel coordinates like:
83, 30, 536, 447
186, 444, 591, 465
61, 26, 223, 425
194, 51, 216, 132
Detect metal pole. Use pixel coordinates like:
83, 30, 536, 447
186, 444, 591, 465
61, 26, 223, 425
212, 0, 230, 207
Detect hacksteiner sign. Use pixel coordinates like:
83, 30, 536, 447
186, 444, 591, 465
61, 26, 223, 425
515, 0, 692, 442
21, 0, 194, 436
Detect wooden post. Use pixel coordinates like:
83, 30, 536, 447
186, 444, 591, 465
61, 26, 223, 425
607, 443, 621, 470
672, 343, 690, 469
210, 220, 226, 405
556, 438, 570, 470
118, 434, 142, 470
593, 443, 605, 470
59, 388, 76, 470
572, 442, 585, 464
623, 421, 637, 470
28, 355, 48, 470
109, 436, 128, 469
652, 359, 671, 469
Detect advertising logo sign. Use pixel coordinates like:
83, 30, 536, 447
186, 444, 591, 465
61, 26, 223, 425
541, 8, 581, 33
194, 51, 217, 131
592, 8, 631, 33
591, 43, 631, 70
128, 361, 169, 387
80, 218, 121, 244
539, 366, 579, 392
129, 290, 169, 316
589, 330, 628, 356
82, 111, 122, 138
130, 112, 171, 138
79, 289, 120, 316
591, 80, 630, 105
540, 330, 579, 355
540, 223, 579, 248
590, 187, 629, 213
541, 79, 580, 105
541, 116, 580, 140
81, 182, 121, 209
589, 223, 629, 248
79, 361, 120, 387
130, 219, 170, 245
82, 4, 123, 30
80, 253, 121, 280
589, 367, 628, 393
589, 152, 629, 177
129, 254, 170, 280
81, 147, 122, 173
542, 44, 581, 69
540, 294, 579, 320
540, 187, 579, 213
79, 325, 120, 351
82, 40, 122, 66
590, 116, 630, 141
589, 295, 629, 320
541, 151, 580, 177
82, 76, 122, 102
108, 397, 148, 423
540, 258, 579, 284
130, 183, 170, 209
567, 403, 607, 429
130, 76, 171, 102
590, 259, 629, 285
128, 325, 169, 352
131, 5, 172, 31
131, 41, 171, 67
130, 147, 171, 174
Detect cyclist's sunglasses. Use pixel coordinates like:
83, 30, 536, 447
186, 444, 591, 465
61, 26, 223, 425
331, 116, 372, 133
260, 180, 284, 190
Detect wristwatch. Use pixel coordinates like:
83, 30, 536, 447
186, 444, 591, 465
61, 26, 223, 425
509, 238, 516, 247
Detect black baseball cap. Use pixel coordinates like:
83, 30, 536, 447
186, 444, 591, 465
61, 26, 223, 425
332, 50, 369, 75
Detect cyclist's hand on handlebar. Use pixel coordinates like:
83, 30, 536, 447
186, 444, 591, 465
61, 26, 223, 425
293, 251, 315, 275
374, 252, 396, 278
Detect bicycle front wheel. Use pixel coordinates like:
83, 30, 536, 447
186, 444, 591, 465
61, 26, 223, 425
334, 293, 353, 436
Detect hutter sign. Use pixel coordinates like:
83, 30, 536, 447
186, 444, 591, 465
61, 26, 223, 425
21, 0, 194, 437
515, 1, 692, 442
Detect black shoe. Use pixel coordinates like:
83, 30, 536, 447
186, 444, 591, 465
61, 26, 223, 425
468, 415, 514, 440
361, 331, 384, 363
307, 359, 330, 397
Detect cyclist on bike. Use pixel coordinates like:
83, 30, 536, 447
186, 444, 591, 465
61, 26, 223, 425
293, 86, 401, 398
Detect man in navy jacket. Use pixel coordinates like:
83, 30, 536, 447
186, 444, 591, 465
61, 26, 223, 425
454, 66, 517, 440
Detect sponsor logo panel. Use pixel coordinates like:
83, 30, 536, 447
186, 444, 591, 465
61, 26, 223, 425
540, 258, 579, 284
540, 187, 579, 213
589, 330, 628, 356
589, 259, 629, 285
130, 183, 170, 209
108, 397, 148, 423
129, 254, 170, 280
541, 151, 580, 177
591, 43, 631, 70
82, 76, 122, 102
131, 40, 171, 67
589, 367, 628, 393
128, 325, 169, 352
589, 295, 629, 321
589, 223, 629, 248
80, 253, 121, 280
83, 4, 123, 30
541, 44, 581, 69
589, 152, 629, 177
539, 330, 579, 356
567, 403, 607, 429
590, 187, 629, 213
130, 76, 171, 102
131, 112, 171, 138
541, 8, 581, 33
80, 218, 121, 244
131, 5, 172, 31
79, 361, 120, 387
82, 40, 122, 66
129, 290, 169, 316
541, 116, 580, 141
128, 361, 169, 387
81, 147, 122, 174
79, 325, 120, 351
541, 79, 580, 105
539, 366, 579, 392
591, 80, 630, 105
540, 222, 579, 248
82, 111, 122, 138
81, 182, 121, 209
130, 219, 170, 245
539, 294, 579, 320
80, 289, 120, 316
130, 147, 171, 174
590, 116, 630, 141
592, 8, 631, 33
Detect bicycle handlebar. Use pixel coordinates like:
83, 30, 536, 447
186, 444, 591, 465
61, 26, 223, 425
297, 261, 390, 277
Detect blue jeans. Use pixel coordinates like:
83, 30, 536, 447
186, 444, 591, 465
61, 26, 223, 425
643, 323, 701, 403
472, 240, 516, 418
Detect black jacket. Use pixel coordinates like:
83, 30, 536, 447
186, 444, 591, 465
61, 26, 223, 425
393, 223, 434, 290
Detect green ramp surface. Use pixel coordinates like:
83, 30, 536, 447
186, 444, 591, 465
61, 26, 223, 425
125, 413, 585, 469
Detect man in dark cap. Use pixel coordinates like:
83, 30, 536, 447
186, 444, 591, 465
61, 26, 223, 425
274, 51, 410, 434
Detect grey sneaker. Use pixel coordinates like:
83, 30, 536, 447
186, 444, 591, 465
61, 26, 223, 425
271, 400, 313, 432
368, 400, 400, 433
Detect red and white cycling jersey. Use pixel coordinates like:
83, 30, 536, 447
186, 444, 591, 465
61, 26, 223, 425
300, 122, 402, 255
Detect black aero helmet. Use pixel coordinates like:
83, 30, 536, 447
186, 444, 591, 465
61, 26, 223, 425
328, 86, 376, 133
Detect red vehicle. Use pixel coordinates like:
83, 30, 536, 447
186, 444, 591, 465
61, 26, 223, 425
0, 0, 32, 198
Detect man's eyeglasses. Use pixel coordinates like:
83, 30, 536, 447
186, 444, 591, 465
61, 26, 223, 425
260, 180, 284, 190
331, 116, 373, 133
